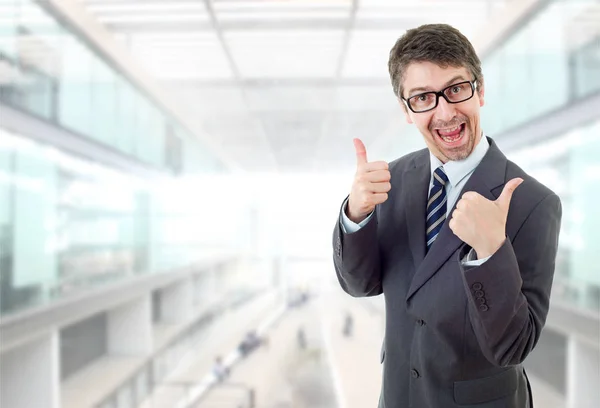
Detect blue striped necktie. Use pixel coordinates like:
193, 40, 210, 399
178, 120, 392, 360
426, 166, 449, 252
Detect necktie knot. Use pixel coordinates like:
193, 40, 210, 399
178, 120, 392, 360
432, 166, 448, 187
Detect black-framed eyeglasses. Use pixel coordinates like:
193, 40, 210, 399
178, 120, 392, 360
402, 80, 478, 113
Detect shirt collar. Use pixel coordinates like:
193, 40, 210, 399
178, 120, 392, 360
429, 134, 490, 188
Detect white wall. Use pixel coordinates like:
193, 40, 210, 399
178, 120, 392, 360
0, 332, 60, 408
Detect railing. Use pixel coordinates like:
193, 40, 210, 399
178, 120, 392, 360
164, 381, 256, 408
94, 289, 265, 408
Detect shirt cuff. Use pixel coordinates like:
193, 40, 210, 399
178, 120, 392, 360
340, 198, 373, 233
461, 247, 491, 266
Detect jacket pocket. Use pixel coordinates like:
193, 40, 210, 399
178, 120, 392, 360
454, 367, 518, 405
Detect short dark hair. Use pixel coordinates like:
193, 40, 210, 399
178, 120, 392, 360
388, 24, 483, 99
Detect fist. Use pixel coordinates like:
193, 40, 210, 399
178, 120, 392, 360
449, 178, 524, 259
347, 138, 391, 223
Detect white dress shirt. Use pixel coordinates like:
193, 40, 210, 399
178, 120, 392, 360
341, 134, 491, 266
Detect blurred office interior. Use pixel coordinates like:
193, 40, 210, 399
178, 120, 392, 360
0, 0, 598, 407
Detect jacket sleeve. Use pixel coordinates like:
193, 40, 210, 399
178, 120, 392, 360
332, 198, 382, 297
458, 193, 562, 367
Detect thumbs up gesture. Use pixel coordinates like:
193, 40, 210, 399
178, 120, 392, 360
347, 138, 392, 223
449, 178, 524, 259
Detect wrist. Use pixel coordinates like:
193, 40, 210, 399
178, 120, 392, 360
346, 207, 368, 224
474, 236, 505, 259
345, 199, 369, 224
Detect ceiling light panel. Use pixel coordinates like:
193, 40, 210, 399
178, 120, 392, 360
355, 0, 500, 36
129, 32, 234, 80
226, 30, 345, 78
96, 13, 210, 23
341, 30, 400, 78
213, 0, 352, 12
81, 0, 210, 24
217, 10, 350, 21
357, 7, 489, 21
358, 0, 504, 8
86, 2, 207, 13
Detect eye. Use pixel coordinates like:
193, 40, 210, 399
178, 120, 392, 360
451, 85, 463, 94
417, 94, 429, 101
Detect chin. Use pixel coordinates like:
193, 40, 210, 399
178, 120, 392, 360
444, 146, 472, 161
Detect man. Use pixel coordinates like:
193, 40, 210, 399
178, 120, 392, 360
212, 356, 229, 382
332, 24, 562, 408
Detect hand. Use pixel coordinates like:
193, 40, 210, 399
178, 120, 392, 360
449, 178, 524, 259
347, 138, 391, 223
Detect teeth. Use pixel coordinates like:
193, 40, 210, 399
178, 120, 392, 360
437, 125, 463, 142
438, 125, 460, 133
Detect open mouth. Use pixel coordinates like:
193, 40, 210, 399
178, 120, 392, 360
435, 123, 465, 146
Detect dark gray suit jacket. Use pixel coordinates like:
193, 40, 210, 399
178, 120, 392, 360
332, 137, 562, 408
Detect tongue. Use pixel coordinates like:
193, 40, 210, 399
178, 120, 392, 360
439, 126, 461, 137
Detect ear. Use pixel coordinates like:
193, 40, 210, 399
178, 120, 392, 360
477, 79, 485, 107
400, 100, 413, 124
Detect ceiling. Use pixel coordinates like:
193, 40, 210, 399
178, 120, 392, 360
77, 0, 512, 173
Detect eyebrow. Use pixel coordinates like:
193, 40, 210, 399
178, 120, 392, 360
407, 75, 467, 96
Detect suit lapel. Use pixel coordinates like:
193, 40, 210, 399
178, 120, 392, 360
405, 137, 508, 301
403, 151, 430, 272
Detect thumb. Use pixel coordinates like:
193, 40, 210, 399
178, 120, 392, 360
496, 178, 524, 212
353, 138, 368, 166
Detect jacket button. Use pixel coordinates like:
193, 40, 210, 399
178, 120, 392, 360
472, 282, 483, 291
411, 369, 420, 379
474, 290, 485, 298
476, 297, 486, 305
479, 304, 489, 312
417, 319, 425, 326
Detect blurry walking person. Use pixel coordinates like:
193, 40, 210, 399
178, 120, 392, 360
343, 312, 353, 338
297, 326, 306, 349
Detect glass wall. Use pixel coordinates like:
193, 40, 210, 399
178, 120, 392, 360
507, 119, 600, 314
479, 0, 600, 314
0, 128, 243, 316
0, 0, 224, 174
482, 0, 600, 135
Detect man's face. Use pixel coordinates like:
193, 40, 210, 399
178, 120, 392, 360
401, 61, 484, 163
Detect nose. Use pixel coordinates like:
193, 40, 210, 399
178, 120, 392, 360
434, 96, 456, 122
